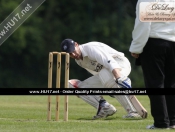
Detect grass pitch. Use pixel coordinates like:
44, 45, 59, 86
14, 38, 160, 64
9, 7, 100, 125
0, 95, 172, 132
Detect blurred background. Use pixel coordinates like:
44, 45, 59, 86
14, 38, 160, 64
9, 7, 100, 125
0, 0, 145, 88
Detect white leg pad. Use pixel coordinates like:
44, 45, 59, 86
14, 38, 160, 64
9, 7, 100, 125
98, 68, 120, 88
78, 74, 104, 88
69, 79, 102, 109
78, 95, 101, 109
98, 69, 138, 114
114, 95, 136, 113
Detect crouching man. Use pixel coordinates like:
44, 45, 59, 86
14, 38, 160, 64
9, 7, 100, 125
60, 38, 147, 119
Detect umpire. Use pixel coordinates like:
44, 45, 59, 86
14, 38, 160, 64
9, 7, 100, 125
129, 0, 175, 130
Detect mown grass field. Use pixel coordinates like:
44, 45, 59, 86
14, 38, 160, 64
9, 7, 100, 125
0, 95, 172, 132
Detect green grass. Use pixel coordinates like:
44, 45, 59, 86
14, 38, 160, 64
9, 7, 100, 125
0, 95, 173, 132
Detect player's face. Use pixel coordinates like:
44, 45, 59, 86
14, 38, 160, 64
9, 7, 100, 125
69, 43, 82, 60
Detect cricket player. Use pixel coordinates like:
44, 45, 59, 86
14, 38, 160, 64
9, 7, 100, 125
60, 38, 144, 119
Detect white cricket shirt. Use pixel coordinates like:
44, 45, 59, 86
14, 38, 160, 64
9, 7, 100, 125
129, 0, 175, 54
75, 42, 130, 75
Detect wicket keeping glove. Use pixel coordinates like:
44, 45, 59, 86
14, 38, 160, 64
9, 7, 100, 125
116, 76, 132, 88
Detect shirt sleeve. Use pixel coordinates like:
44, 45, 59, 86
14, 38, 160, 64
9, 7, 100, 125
129, 0, 151, 54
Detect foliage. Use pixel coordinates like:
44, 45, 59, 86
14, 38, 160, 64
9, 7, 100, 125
0, 0, 144, 88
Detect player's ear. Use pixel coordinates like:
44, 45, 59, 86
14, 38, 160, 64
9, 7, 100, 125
75, 42, 79, 47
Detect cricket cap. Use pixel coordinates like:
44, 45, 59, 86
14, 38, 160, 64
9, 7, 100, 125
61, 38, 75, 53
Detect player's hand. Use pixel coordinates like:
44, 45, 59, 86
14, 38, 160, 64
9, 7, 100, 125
131, 53, 139, 58
116, 76, 132, 88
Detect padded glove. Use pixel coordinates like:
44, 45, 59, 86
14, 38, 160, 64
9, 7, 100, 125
116, 76, 132, 88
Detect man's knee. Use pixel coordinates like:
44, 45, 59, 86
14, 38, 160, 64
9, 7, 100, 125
98, 69, 119, 88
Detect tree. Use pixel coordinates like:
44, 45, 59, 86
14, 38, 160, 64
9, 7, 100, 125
0, 0, 144, 88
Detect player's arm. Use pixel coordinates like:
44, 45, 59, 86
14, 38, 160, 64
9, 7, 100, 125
87, 47, 131, 88
129, 0, 151, 54
112, 68, 121, 79
112, 68, 131, 88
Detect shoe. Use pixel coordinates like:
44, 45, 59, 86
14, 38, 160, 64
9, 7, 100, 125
93, 104, 116, 119
146, 125, 169, 129
169, 125, 175, 129
123, 112, 142, 119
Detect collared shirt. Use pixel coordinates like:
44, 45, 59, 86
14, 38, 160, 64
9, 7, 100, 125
75, 42, 128, 75
129, 0, 175, 54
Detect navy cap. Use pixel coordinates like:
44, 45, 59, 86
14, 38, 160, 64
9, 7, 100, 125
61, 39, 75, 53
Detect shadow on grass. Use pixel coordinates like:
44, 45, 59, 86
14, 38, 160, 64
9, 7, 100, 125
77, 116, 120, 121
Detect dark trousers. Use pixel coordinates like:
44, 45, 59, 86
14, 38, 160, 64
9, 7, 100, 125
139, 38, 175, 128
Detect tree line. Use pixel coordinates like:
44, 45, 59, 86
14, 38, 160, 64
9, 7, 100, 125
0, 0, 144, 88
